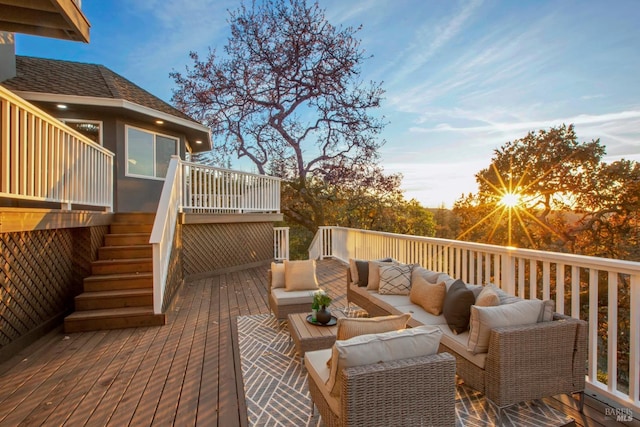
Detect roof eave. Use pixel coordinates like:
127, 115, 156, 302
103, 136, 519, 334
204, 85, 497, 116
0, 0, 90, 43
10, 90, 212, 152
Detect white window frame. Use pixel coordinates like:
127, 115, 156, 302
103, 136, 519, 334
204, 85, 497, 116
125, 125, 179, 181
61, 119, 103, 146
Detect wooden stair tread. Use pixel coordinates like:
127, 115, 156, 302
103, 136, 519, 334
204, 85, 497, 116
92, 258, 152, 265
84, 272, 152, 281
66, 307, 156, 320
76, 289, 153, 299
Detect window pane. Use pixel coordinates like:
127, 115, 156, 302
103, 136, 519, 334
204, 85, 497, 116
155, 135, 177, 178
66, 121, 101, 144
127, 128, 154, 177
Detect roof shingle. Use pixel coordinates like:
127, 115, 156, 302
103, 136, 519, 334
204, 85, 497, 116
2, 56, 197, 123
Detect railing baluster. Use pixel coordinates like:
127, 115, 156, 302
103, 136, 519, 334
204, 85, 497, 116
607, 271, 618, 393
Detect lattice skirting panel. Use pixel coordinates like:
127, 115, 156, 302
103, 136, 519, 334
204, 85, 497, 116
182, 222, 273, 277
0, 226, 106, 357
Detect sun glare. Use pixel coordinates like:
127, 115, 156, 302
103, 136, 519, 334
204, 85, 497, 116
500, 192, 521, 208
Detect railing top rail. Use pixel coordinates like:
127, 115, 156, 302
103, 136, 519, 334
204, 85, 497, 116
181, 160, 281, 181
332, 226, 640, 274
1, 86, 114, 158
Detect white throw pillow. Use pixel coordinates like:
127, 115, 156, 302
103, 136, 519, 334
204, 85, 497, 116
270, 262, 285, 289
467, 299, 543, 354
284, 259, 319, 291
378, 263, 413, 295
326, 325, 443, 396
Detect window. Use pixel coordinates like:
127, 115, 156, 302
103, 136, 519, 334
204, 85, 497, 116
62, 119, 102, 145
126, 126, 178, 179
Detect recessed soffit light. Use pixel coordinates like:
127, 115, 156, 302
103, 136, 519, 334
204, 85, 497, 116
57, 104, 67, 109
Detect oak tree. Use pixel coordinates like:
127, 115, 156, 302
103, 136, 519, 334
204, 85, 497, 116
171, 0, 390, 233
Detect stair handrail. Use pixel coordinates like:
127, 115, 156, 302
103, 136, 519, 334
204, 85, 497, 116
149, 155, 182, 314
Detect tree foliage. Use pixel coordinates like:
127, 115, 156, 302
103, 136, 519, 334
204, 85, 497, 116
171, 0, 393, 232
453, 124, 640, 261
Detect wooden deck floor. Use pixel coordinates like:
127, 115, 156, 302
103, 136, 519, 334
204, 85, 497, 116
0, 258, 636, 426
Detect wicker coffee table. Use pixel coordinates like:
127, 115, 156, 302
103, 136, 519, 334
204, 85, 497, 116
288, 310, 345, 358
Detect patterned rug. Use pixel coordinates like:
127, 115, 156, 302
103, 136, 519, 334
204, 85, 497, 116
236, 314, 575, 427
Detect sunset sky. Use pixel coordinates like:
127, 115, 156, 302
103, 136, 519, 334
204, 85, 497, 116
14, 0, 640, 207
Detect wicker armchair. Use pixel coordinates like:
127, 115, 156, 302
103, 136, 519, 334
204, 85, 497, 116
305, 349, 456, 427
267, 269, 314, 320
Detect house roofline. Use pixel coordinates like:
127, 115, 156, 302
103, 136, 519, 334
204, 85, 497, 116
12, 90, 212, 151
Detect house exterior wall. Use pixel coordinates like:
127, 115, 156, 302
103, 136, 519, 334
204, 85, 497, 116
0, 225, 108, 363
182, 221, 274, 279
113, 119, 187, 213
32, 105, 189, 213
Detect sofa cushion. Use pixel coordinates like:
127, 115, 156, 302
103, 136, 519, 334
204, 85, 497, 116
326, 325, 442, 396
467, 299, 543, 354
284, 259, 319, 291
378, 263, 413, 295
397, 304, 448, 326
409, 275, 446, 315
442, 279, 476, 334
475, 285, 500, 307
438, 328, 487, 369
305, 349, 340, 416
271, 288, 315, 305
374, 292, 411, 308
270, 262, 285, 289
336, 313, 411, 341
366, 260, 396, 291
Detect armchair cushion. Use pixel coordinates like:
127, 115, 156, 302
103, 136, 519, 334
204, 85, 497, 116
336, 313, 411, 341
467, 299, 543, 354
326, 325, 442, 396
270, 262, 285, 289
271, 288, 314, 305
284, 259, 319, 291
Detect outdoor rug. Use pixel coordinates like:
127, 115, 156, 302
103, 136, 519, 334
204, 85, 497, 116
236, 314, 575, 427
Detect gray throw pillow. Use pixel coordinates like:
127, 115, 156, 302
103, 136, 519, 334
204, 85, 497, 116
442, 279, 476, 334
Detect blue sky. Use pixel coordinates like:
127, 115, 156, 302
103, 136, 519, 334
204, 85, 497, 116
15, 0, 640, 207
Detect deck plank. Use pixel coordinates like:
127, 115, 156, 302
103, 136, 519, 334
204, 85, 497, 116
0, 258, 633, 427
196, 275, 221, 426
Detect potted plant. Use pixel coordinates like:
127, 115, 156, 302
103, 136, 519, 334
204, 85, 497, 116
312, 289, 332, 324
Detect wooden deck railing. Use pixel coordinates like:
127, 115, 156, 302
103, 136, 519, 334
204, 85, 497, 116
181, 161, 280, 213
309, 226, 640, 415
152, 158, 282, 312
0, 86, 114, 210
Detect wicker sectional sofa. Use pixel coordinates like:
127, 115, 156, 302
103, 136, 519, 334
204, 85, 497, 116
346, 265, 588, 412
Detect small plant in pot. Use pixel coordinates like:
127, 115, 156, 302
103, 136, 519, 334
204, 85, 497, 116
312, 289, 332, 324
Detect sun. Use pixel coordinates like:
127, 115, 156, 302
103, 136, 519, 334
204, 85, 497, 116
500, 192, 521, 208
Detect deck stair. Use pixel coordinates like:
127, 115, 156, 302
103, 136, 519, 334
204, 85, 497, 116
64, 213, 165, 333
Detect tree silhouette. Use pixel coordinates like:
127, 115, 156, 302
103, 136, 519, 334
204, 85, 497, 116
171, 0, 393, 232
